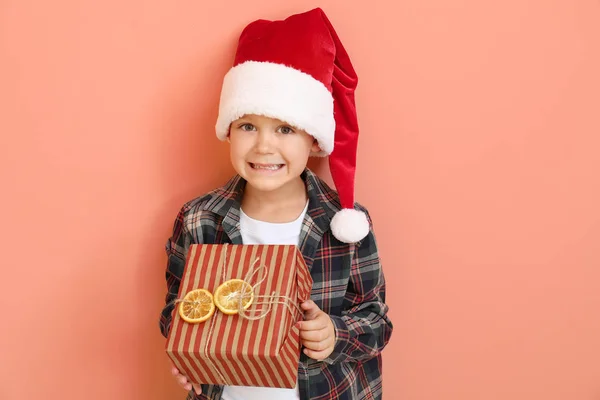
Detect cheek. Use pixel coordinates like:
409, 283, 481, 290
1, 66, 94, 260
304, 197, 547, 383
282, 142, 311, 163
229, 147, 247, 169
229, 137, 251, 158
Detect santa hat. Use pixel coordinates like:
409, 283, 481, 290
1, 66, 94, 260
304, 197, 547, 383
215, 8, 369, 244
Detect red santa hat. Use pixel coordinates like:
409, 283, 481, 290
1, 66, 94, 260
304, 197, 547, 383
215, 8, 369, 244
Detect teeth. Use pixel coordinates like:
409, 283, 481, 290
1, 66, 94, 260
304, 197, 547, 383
252, 163, 281, 170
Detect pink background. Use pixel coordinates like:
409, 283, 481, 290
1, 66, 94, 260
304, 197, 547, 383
1, 1, 599, 399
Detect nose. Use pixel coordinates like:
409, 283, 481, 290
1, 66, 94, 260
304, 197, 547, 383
254, 129, 276, 154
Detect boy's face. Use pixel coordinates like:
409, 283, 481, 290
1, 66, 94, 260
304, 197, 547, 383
228, 114, 321, 194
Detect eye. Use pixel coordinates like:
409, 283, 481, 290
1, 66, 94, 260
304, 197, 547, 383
239, 123, 256, 132
278, 125, 295, 134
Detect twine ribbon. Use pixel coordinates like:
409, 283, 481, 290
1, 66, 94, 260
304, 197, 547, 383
235, 257, 304, 321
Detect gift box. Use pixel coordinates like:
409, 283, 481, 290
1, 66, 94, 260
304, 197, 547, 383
165, 244, 313, 388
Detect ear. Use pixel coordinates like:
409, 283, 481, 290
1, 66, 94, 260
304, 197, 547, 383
311, 139, 322, 153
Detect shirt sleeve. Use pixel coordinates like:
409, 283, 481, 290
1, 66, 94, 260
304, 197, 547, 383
159, 206, 194, 338
323, 212, 393, 364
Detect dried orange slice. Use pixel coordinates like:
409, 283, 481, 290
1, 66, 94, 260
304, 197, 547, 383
214, 279, 254, 315
178, 289, 215, 323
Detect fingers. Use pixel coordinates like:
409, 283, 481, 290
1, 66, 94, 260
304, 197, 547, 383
297, 304, 328, 332
297, 305, 336, 361
303, 348, 332, 361
301, 338, 332, 352
301, 300, 321, 319
171, 363, 196, 392
180, 375, 198, 393
299, 326, 330, 342
298, 305, 334, 345
178, 375, 189, 386
297, 316, 328, 332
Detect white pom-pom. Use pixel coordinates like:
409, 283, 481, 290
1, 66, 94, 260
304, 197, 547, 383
330, 209, 370, 244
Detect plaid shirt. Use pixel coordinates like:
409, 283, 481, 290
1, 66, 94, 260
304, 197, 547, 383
159, 169, 393, 400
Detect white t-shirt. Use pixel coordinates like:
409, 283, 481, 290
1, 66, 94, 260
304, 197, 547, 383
221, 202, 308, 400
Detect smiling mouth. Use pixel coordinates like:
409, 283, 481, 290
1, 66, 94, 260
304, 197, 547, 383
249, 163, 284, 171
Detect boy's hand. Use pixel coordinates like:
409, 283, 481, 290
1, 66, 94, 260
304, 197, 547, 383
297, 300, 336, 361
171, 363, 201, 395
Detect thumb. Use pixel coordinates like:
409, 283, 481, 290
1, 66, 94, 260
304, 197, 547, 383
301, 300, 320, 320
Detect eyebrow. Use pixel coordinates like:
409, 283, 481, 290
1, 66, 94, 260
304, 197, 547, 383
235, 115, 292, 127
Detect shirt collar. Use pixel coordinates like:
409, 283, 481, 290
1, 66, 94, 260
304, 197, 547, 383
205, 169, 337, 241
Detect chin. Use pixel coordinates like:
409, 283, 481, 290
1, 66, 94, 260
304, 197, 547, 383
244, 177, 287, 192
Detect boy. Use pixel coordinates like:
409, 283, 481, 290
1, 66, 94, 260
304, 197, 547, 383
159, 7, 393, 400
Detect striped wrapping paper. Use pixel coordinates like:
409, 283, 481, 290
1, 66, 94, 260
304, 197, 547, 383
165, 244, 313, 388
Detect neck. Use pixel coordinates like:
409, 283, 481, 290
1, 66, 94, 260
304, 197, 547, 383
241, 177, 308, 223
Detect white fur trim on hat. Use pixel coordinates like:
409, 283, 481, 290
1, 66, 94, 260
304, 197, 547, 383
215, 61, 335, 156
330, 208, 370, 243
